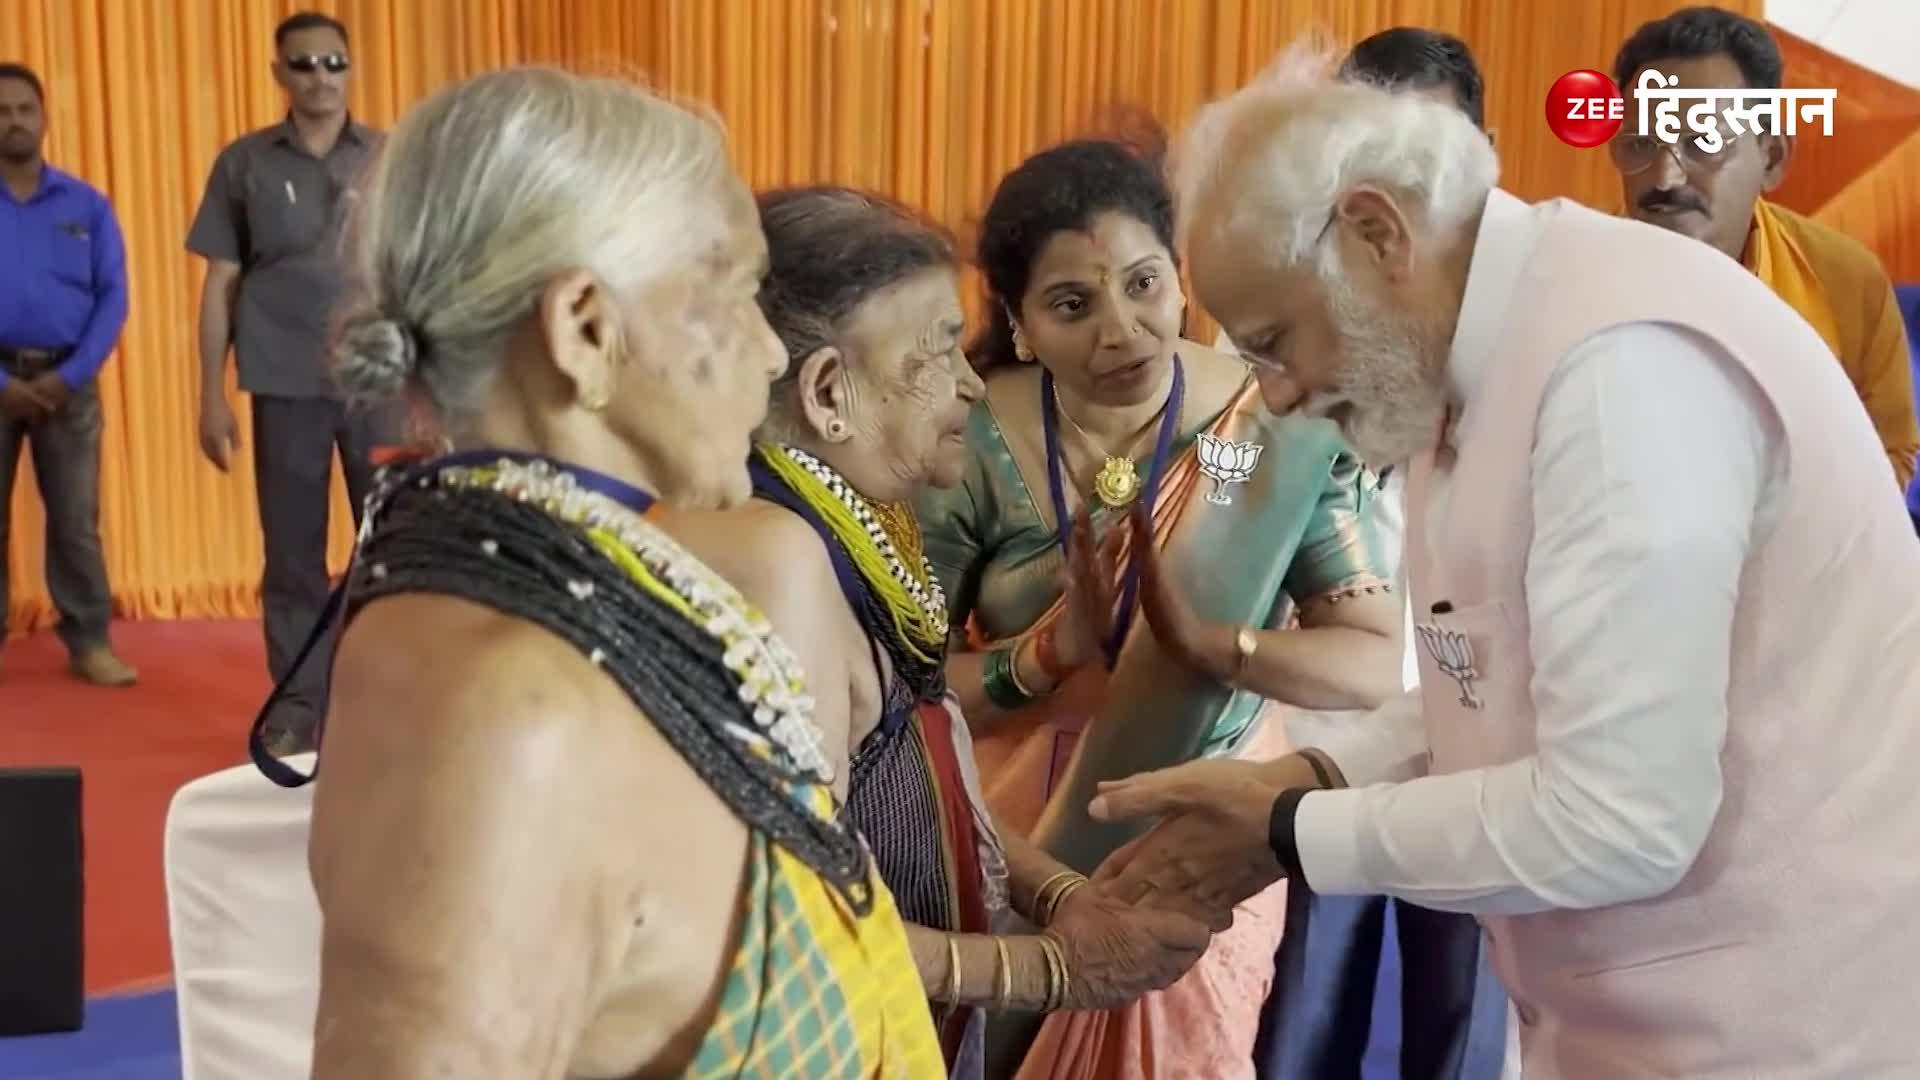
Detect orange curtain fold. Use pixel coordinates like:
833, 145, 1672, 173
27, 0, 1919, 638
1766, 28, 1920, 283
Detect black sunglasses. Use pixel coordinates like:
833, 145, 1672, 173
285, 53, 350, 75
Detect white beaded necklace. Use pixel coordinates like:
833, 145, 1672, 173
779, 445, 951, 642
427, 456, 835, 782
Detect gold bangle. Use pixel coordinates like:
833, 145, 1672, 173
944, 934, 962, 1007
1030, 870, 1078, 923
994, 936, 1013, 1011
1039, 931, 1070, 1012
1042, 877, 1088, 927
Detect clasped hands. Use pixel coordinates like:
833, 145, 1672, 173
1065, 505, 1240, 681
0, 373, 71, 422
1084, 752, 1324, 931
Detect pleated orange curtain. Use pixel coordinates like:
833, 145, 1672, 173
5, 0, 1800, 634
1766, 28, 1920, 282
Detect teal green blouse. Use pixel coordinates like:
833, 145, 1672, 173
918, 394, 1391, 756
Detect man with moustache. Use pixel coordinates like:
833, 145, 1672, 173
1224, 28, 1511, 1080
1087, 42, 1920, 1077
188, 12, 388, 753
1612, 6, 1917, 491
0, 62, 136, 686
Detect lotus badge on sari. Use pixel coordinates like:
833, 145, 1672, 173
1196, 433, 1264, 505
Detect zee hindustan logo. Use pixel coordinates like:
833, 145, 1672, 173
1545, 70, 1626, 148
1545, 68, 1838, 150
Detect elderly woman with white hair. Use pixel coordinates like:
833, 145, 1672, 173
254, 68, 944, 1077
1090, 40, 1920, 1080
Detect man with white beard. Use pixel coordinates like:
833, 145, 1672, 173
1213, 29, 1510, 1080
1089, 43, 1920, 1078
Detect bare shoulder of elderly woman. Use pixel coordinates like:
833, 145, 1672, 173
306, 593, 751, 1079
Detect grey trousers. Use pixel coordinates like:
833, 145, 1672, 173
0, 384, 114, 655
252, 394, 398, 738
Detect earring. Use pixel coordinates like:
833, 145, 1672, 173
1012, 324, 1034, 363
826, 418, 848, 439
581, 388, 609, 412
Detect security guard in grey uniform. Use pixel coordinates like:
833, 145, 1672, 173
188, 10, 396, 753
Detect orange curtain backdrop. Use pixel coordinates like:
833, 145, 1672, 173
1766, 29, 1920, 282
8, 0, 1855, 635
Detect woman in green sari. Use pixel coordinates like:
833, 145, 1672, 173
917, 136, 1405, 1078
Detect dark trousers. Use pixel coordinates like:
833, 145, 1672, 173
0, 385, 113, 654
252, 394, 395, 738
1255, 889, 1508, 1079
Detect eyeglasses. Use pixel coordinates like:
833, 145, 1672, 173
285, 53, 350, 75
1232, 211, 1336, 374
1608, 132, 1736, 177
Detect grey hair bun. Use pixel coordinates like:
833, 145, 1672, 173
335, 311, 420, 398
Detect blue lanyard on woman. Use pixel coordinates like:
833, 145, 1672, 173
1038, 355, 1185, 669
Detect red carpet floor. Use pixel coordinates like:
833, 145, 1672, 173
1, 620, 269, 993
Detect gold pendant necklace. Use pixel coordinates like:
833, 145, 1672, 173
1055, 387, 1163, 510
1092, 456, 1141, 509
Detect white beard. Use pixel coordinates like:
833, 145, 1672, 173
1304, 272, 1450, 469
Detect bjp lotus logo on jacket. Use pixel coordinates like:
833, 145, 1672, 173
1415, 623, 1482, 709
1196, 433, 1264, 505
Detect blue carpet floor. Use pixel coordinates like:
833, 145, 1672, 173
0, 991, 179, 1080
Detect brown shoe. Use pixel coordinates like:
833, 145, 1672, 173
70, 647, 138, 688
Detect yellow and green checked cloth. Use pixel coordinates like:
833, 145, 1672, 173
686, 785, 946, 1079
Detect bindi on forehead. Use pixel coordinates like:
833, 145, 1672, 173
1031, 214, 1167, 288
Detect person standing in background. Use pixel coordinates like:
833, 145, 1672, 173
0, 62, 135, 687
187, 12, 389, 752
1213, 29, 1511, 1079
1611, 6, 1919, 491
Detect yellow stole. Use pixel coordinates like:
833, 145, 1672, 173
1744, 199, 1844, 359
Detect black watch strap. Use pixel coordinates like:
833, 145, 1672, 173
1267, 787, 1313, 883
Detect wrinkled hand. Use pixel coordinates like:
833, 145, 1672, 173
198, 393, 241, 471
1050, 508, 1124, 670
1046, 883, 1212, 1010
1088, 754, 1319, 928
1, 379, 52, 422
1129, 504, 1231, 679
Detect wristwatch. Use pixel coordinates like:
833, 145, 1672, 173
1266, 788, 1312, 883
1229, 626, 1258, 683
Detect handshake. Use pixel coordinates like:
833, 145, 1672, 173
1086, 750, 1327, 931
1045, 750, 1329, 1009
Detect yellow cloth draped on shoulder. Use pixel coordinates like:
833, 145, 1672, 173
590, 509, 945, 1080
377, 456, 946, 1079
1744, 199, 1919, 489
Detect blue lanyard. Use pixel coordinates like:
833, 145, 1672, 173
1039, 355, 1185, 668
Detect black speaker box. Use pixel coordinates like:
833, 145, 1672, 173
0, 767, 84, 1035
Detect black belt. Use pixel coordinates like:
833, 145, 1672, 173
0, 347, 72, 378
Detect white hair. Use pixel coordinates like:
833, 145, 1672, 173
333, 67, 738, 430
1173, 37, 1499, 269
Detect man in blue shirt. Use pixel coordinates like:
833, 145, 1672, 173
0, 63, 134, 687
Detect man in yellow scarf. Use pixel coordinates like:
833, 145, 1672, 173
1611, 7, 1918, 491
